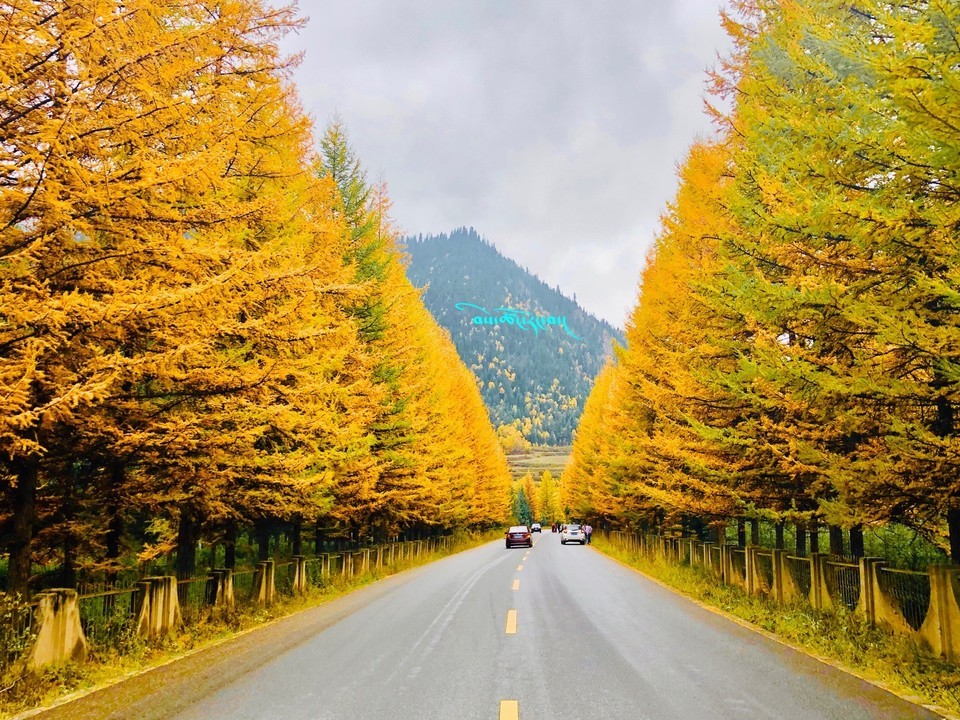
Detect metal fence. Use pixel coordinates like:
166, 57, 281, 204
78, 587, 142, 650
878, 567, 930, 631
177, 576, 210, 624
3, 537, 455, 667
304, 558, 324, 586
232, 569, 256, 601
0, 598, 36, 673
786, 555, 812, 597
755, 552, 774, 592
600, 530, 960, 662
825, 561, 860, 610
731, 549, 747, 584
274, 562, 295, 596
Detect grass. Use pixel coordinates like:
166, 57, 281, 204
0, 530, 500, 719
506, 445, 571, 480
593, 536, 960, 718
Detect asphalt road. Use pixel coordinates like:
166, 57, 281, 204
33, 534, 943, 720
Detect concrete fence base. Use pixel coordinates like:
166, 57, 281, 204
26, 589, 88, 672
135, 577, 182, 640
291, 556, 307, 595
252, 560, 275, 606
207, 569, 235, 615
8, 535, 462, 676
605, 531, 960, 663
808, 553, 831, 611
919, 565, 960, 662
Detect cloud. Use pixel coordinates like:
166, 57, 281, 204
282, 0, 732, 326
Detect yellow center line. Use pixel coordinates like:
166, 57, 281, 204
516, 564, 524, 571
512, 578, 520, 591
499, 699, 519, 720
505, 609, 518, 634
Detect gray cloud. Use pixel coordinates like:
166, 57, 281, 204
282, 0, 732, 327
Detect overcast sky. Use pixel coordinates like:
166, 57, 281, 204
280, 1, 732, 329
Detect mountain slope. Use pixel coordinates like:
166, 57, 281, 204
403, 228, 622, 445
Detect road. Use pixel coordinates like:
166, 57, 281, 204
36, 534, 942, 720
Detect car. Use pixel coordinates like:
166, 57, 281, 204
531, 523, 542, 533
561, 524, 585, 545
505, 525, 533, 548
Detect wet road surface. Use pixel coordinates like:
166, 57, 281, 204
31, 535, 944, 720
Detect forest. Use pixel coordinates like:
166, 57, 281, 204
405, 228, 622, 445
0, 2, 512, 597
563, 0, 960, 563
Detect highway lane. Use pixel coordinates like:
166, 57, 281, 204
165, 533, 940, 720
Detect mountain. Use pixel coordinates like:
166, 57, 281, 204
403, 227, 623, 445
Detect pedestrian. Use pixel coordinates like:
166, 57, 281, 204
585, 523, 593, 544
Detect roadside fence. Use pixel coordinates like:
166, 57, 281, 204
1, 536, 451, 676
601, 530, 960, 663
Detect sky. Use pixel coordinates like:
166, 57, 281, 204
279, 1, 733, 329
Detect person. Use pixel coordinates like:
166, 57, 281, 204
584, 523, 593, 544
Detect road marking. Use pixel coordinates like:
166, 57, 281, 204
517, 564, 524, 571
505, 609, 518, 634
512, 578, 520, 591
499, 699, 519, 720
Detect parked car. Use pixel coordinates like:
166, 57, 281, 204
561, 524, 585, 545
505, 525, 533, 548
531, 523, 542, 533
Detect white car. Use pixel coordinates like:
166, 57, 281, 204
560, 524, 585, 545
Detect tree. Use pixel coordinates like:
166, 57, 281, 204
511, 484, 532, 526
713, 0, 960, 558
0, 0, 309, 592
537, 470, 560, 525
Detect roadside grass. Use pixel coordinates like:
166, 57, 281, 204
0, 530, 501, 719
593, 536, 960, 718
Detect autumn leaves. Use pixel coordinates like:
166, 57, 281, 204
0, 2, 510, 594
564, 0, 960, 561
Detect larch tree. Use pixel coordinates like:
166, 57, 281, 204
714, 0, 960, 558
0, 0, 309, 592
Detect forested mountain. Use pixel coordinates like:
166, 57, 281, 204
404, 228, 622, 445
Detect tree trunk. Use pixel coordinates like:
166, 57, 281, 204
949, 506, 960, 564
256, 521, 270, 562
849, 525, 864, 559
737, 519, 746, 548
795, 520, 807, 556
749, 519, 760, 546
809, 517, 820, 553
60, 461, 78, 589
62, 536, 77, 589
314, 520, 324, 554
7, 456, 39, 596
176, 506, 199, 579
105, 461, 126, 585
774, 521, 785, 550
292, 519, 302, 556
105, 504, 123, 585
224, 521, 237, 569
829, 525, 844, 557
